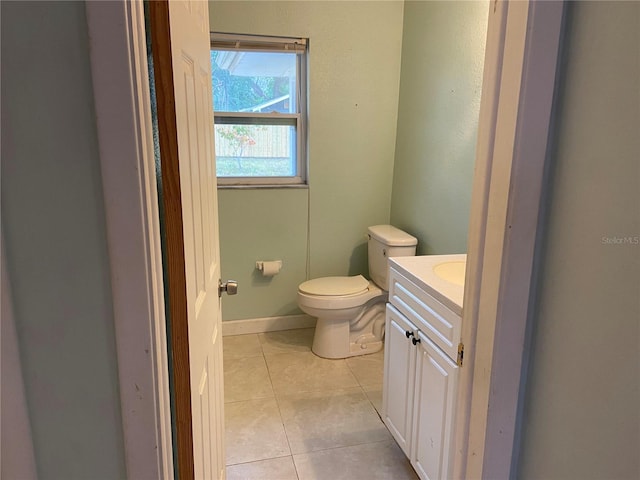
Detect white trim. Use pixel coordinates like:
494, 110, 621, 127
452, 1, 509, 477
459, 1, 565, 479
212, 33, 308, 187
86, 2, 174, 479
222, 314, 316, 336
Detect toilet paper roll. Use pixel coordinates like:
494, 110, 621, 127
259, 260, 282, 276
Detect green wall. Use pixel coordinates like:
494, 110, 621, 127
218, 188, 309, 318
390, 1, 489, 255
518, 2, 640, 478
211, 1, 405, 321
1, 1, 126, 477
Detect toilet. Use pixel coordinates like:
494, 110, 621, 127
297, 225, 417, 359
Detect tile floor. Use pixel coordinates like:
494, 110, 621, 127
223, 328, 418, 480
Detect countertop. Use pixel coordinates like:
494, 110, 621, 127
388, 254, 467, 315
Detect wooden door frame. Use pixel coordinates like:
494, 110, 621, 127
146, 3, 196, 479
87, 1, 564, 479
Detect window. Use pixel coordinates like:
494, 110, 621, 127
210, 33, 308, 186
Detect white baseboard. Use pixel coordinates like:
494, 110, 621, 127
222, 314, 316, 336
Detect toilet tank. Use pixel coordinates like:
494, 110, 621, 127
367, 225, 417, 289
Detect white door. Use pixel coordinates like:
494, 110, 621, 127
411, 331, 458, 480
168, 2, 225, 478
382, 304, 417, 456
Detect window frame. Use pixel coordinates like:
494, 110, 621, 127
210, 32, 308, 187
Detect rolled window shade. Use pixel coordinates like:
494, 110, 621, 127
211, 32, 307, 54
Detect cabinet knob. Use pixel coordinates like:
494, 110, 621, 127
405, 330, 414, 339
411, 337, 421, 346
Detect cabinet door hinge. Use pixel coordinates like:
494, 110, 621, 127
457, 343, 464, 367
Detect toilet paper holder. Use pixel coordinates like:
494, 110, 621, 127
255, 260, 282, 276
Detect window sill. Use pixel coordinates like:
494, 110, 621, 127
217, 183, 309, 190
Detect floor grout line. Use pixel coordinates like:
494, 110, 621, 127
224, 329, 403, 479
225, 453, 294, 467
291, 437, 394, 458
261, 335, 301, 479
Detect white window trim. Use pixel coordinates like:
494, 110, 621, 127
211, 32, 308, 187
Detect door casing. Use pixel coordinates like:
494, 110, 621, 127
454, 1, 565, 478
87, 2, 173, 478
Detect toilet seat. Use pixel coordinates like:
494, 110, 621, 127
298, 277, 384, 311
299, 275, 369, 296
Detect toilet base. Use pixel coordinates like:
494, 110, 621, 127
312, 333, 383, 359
311, 301, 386, 359
348, 339, 383, 357
312, 316, 350, 359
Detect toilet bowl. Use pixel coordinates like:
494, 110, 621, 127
297, 225, 418, 359
297, 276, 387, 359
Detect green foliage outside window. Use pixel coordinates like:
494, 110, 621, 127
210, 51, 289, 112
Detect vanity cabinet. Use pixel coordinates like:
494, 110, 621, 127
383, 260, 461, 480
383, 305, 417, 455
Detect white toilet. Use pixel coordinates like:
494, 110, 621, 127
297, 225, 417, 359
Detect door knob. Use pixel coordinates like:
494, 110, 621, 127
405, 331, 414, 339
218, 280, 238, 297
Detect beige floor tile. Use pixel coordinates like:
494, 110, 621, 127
223, 334, 263, 359
225, 398, 291, 465
278, 387, 392, 454
362, 384, 383, 415
345, 349, 385, 386
259, 328, 315, 356
226, 456, 298, 480
224, 355, 274, 403
293, 440, 418, 480
265, 351, 359, 396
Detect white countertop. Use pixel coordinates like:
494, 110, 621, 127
388, 254, 467, 315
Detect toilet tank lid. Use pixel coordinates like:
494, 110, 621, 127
299, 275, 369, 296
368, 225, 418, 246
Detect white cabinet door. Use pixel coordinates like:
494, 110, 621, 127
411, 330, 459, 480
383, 304, 417, 456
